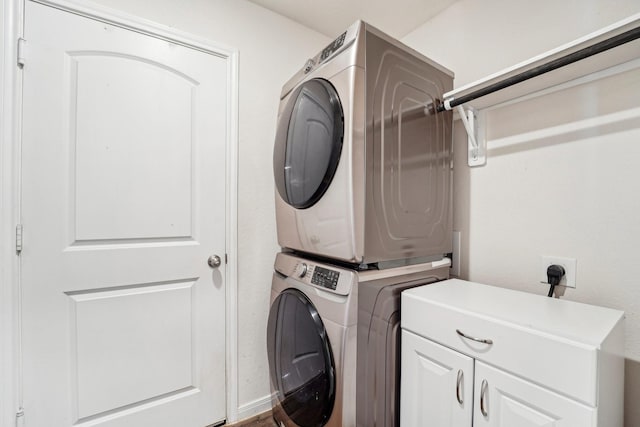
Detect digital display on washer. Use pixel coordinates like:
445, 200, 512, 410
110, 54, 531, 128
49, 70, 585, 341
320, 31, 347, 62
311, 266, 340, 290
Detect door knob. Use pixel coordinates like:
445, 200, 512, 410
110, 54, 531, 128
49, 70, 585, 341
208, 255, 222, 268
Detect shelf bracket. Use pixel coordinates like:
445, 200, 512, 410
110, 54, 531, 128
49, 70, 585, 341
455, 105, 486, 167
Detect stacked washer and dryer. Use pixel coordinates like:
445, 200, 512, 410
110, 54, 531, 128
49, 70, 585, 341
267, 21, 454, 427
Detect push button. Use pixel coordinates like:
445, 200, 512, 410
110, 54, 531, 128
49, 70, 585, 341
311, 266, 340, 290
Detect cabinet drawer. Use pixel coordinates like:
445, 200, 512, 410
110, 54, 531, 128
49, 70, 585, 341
402, 281, 601, 405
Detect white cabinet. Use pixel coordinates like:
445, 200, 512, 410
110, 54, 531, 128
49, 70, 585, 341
401, 330, 474, 426
400, 279, 624, 427
473, 361, 595, 427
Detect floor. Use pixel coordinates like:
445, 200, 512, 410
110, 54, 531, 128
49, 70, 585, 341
226, 411, 277, 427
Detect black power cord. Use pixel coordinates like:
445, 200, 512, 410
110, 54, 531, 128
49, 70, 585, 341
547, 265, 566, 297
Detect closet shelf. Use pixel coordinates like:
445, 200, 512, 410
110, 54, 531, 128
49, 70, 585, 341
442, 13, 640, 111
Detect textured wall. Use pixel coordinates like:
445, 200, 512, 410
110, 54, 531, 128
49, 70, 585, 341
403, 0, 640, 425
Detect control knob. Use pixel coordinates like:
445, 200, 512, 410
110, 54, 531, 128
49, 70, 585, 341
295, 263, 308, 278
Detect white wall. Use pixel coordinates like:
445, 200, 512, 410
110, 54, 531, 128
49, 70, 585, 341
0, 2, 10, 426
82, 0, 329, 419
402, 1, 640, 425
0, 1, 20, 426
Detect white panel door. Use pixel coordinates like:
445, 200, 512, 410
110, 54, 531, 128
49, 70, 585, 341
400, 330, 474, 426
473, 362, 596, 427
20, 2, 228, 426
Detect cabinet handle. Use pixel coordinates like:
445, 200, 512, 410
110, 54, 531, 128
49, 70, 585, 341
456, 329, 494, 345
456, 369, 464, 404
480, 379, 489, 417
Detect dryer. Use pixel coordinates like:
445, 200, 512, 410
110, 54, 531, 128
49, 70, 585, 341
273, 21, 454, 265
267, 252, 450, 427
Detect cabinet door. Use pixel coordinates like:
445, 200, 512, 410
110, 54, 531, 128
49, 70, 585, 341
473, 361, 596, 427
400, 330, 473, 426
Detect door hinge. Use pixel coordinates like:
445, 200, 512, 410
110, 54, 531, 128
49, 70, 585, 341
225, 253, 228, 264
16, 224, 23, 254
17, 38, 26, 67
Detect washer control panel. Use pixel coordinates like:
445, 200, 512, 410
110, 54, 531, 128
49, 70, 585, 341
311, 266, 340, 290
279, 254, 354, 296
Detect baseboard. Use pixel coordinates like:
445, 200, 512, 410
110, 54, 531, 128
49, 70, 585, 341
236, 393, 273, 422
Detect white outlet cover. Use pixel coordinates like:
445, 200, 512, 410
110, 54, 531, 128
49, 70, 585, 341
540, 256, 577, 288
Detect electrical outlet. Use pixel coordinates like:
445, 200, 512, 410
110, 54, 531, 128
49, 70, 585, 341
540, 256, 577, 288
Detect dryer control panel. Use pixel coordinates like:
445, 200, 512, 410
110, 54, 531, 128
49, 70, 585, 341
320, 31, 347, 62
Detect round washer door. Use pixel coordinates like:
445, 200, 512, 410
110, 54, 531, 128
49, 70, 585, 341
273, 78, 344, 209
267, 288, 336, 427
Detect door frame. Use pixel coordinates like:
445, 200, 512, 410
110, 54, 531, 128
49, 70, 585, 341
0, 0, 240, 425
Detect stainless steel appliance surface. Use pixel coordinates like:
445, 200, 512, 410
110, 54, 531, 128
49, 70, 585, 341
273, 20, 454, 265
267, 252, 450, 427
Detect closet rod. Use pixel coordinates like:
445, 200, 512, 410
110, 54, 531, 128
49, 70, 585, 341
438, 25, 640, 112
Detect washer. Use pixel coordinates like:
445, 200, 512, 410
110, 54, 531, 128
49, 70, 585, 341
273, 21, 454, 265
267, 252, 450, 427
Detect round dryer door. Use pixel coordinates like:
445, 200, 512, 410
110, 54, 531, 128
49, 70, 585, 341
273, 78, 344, 209
267, 289, 336, 427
